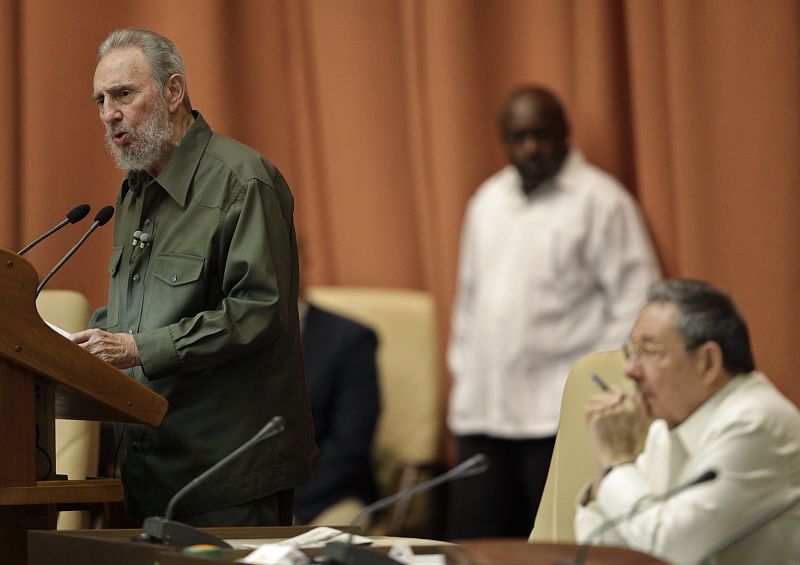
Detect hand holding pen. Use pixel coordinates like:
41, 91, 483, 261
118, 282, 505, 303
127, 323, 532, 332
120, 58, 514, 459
591, 372, 611, 391
585, 372, 650, 473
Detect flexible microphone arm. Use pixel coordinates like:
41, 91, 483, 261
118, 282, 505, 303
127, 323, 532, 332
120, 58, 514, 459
348, 453, 488, 540
324, 454, 490, 565
695, 490, 800, 565
567, 469, 718, 565
138, 416, 286, 548
35, 206, 114, 298
18, 203, 91, 255
165, 416, 286, 520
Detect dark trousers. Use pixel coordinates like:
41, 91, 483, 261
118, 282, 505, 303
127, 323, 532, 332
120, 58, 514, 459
446, 434, 555, 540
178, 489, 295, 527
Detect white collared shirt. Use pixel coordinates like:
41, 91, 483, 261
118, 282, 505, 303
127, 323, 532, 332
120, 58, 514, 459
447, 149, 660, 437
575, 373, 800, 565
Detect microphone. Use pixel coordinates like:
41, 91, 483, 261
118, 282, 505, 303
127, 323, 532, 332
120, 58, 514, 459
35, 205, 114, 297
324, 453, 490, 565
696, 490, 800, 564
18, 203, 91, 255
566, 469, 718, 565
137, 415, 287, 548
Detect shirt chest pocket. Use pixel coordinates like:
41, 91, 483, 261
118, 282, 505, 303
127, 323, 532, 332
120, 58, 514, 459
145, 253, 206, 328
152, 253, 205, 287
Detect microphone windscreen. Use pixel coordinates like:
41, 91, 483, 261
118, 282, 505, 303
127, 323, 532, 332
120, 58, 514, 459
462, 453, 490, 477
693, 470, 717, 485
67, 204, 91, 223
95, 205, 115, 226
270, 415, 286, 433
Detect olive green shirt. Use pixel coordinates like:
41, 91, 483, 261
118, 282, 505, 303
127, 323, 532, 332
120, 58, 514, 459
91, 112, 317, 520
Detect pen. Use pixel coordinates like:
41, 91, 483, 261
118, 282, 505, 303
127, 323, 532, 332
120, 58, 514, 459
591, 372, 610, 391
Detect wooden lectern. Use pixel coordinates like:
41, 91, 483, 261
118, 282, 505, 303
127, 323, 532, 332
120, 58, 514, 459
0, 247, 168, 565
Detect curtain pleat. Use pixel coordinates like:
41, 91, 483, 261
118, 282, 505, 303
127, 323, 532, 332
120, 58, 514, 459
1, 0, 797, 404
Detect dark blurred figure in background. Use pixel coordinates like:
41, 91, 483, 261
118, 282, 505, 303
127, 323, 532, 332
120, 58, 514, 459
294, 282, 381, 525
447, 85, 660, 538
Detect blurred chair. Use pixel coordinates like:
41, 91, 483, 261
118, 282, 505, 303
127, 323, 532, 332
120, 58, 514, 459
529, 350, 631, 543
36, 289, 100, 530
306, 286, 442, 536
308, 497, 365, 528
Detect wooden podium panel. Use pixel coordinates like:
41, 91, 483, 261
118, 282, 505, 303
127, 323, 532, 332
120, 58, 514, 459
0, 249, 167, 428
28, 527, 335, 565
0, 247, 169, 564
28, 530, 668, 565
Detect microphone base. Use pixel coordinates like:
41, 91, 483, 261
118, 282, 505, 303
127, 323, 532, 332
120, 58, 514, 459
134, 516, 232, 548
324, 541, 403, 565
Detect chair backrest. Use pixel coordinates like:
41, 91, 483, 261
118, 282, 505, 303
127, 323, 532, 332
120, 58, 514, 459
529, 350, 631, 543
36, 289, 99, 530
305, 286, 441, 533
36, 289, 91, 334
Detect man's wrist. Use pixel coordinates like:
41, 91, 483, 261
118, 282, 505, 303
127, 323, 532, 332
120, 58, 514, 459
585, 460, 635, 505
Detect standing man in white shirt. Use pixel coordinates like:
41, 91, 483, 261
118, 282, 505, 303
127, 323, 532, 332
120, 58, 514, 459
576, 278, 800, 565
447, 85, 660, 538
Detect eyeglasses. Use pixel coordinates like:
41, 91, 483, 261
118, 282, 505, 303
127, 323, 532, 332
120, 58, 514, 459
622, 340, 674, 362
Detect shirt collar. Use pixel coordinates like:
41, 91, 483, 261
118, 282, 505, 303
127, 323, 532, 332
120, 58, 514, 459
673, 373, 750, 456
120, 111, 212, 207
121, 170, 154, 201
155, 111, 212, 207
552, 147, 586, 191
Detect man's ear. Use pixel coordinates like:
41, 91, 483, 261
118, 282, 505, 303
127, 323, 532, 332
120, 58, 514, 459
695, 341, 725, 385
164, 74, 186, 113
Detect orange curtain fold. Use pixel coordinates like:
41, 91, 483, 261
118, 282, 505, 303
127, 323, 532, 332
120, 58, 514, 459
0, 0, 19, 246
0, 0, 797, 404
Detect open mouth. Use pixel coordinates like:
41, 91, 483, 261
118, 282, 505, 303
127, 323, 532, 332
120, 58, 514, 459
112, 131, 129, 144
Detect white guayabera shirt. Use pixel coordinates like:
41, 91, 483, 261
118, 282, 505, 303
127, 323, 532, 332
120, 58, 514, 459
576, 373, 800, 565
448, 149, 660, 438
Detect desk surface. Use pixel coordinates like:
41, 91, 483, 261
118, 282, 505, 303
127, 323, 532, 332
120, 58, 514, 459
459, 538, 667, 564
29, 529, 667, 565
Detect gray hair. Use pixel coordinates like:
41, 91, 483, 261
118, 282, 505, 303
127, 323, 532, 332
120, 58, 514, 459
646, 279, 755, 375
98, 28, 191, 110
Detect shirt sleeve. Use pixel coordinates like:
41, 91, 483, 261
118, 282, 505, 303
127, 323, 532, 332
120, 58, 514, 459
134, 177, 293, 377
88, 306, 108, 330
447, 200, 479, 381
586, 188, 661, 351
581, 413, 797, 564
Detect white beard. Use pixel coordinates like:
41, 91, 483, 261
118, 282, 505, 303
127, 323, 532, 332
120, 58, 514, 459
106, 97, 173, 172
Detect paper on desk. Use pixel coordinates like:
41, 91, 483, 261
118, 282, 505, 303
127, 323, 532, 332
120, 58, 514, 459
230, 527, 374, 551
388, 541, 446, 565
281, 526, 373, 548
237, 544, 309, 565
46, 321, 72, 338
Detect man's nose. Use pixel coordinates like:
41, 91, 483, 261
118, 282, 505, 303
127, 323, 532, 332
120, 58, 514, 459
100, 100, 121, 124
624, 355, 644, 382
520, 134, 539, 155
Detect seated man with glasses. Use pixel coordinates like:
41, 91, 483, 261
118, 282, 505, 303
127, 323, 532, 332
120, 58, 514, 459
575, 278, 800, 565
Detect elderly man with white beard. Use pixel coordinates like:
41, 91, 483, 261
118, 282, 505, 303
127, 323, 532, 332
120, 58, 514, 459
71, 28, 317, 527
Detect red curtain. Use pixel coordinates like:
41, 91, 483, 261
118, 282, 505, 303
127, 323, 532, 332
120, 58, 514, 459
1, 0, 798, 406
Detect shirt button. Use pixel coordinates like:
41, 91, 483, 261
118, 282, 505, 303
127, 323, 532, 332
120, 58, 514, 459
143, 218, 151, 226
132, 273, 141, 282
130, 442, 140, 453
171, 275, 178, 283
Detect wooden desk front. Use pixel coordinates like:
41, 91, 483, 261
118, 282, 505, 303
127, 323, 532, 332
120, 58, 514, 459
28, 529, 667, 565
